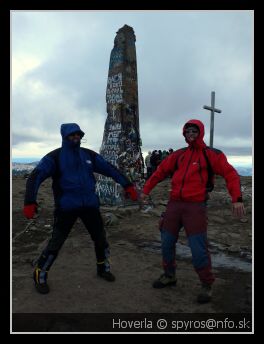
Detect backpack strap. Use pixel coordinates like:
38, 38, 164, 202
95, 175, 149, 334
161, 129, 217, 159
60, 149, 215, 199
47, 147, 97, 175
46, 148, 62, 178
203, 147, 215, 192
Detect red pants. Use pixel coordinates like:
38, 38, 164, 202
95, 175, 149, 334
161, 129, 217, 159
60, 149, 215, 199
160, 200, 215, 285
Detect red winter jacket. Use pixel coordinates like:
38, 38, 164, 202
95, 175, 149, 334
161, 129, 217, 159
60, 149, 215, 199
143, 119, 242, 203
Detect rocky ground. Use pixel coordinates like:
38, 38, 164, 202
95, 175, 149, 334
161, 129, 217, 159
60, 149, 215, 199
12, 174, 252, 331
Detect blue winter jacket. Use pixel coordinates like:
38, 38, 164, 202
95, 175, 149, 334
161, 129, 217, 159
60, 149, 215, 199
24, 123, 132, 210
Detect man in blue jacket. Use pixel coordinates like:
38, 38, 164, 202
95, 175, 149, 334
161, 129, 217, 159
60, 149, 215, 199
23, 123, 138, 294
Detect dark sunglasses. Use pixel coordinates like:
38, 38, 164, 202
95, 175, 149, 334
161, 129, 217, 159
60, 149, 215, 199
185, 129, 199, 134
68, 132, 81, 137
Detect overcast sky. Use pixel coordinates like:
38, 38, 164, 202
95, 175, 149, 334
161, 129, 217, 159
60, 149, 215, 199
11, 10, 253, 165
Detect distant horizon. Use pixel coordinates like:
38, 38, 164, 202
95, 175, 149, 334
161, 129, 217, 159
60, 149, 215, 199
12, 157, 40, 163
12, 156, 252, 177
12, 155, 253, 167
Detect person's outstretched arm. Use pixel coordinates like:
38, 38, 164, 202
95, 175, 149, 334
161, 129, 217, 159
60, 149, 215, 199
208, 149, 246, 218
23, 154, 56, 218
141, 150, 181, 201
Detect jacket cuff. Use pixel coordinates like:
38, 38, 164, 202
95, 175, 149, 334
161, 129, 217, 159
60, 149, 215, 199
142, 186, 150, 195
232, 196, 243, 203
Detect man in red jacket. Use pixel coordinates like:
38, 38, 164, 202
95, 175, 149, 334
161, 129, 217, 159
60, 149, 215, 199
140, 119, 245, 303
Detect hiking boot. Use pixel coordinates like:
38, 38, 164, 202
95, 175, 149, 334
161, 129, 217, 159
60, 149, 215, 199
197, 283, 212, 303
97, 270, 116, 282
152, 273, 177, 288
97, 259, 115, 282
33, 268, 50, 294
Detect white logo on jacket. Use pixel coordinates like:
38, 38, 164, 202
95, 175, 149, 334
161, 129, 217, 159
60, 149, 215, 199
86, 160, 92, 164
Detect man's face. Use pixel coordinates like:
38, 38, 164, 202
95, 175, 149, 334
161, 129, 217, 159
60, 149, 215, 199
185, 126, 199, 142
68, 132, 81, 144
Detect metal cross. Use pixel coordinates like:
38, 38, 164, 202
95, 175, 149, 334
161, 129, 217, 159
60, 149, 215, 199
203, 91, 222, 148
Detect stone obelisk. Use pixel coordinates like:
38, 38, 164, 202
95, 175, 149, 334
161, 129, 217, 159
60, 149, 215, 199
96, 25, 144, 206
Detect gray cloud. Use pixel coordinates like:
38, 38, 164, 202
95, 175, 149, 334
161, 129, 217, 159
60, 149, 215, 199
12, 10, 253, 158
12, 132, 42, 146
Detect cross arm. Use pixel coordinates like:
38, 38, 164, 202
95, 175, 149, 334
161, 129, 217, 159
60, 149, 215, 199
203, 105, 222, 113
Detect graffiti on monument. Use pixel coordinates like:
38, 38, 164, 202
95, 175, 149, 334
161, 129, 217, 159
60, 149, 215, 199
101, 121, 122, 167
106, 73, 123, 104
96, 175, 122, 204
97, 102, 144, 204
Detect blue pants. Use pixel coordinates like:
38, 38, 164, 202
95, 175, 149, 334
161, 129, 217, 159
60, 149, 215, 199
159, 200, 215, 285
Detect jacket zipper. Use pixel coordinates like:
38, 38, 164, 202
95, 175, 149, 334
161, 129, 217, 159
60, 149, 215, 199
76, 151, 85, 207
179, 149, 194, 199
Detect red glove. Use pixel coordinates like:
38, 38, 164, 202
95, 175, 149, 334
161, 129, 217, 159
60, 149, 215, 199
23, 204, 37, 219
124, 185, 138, 201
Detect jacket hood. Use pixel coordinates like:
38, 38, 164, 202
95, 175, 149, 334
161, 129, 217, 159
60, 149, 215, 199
60, 123, 85, 140
182, 119, 206, 149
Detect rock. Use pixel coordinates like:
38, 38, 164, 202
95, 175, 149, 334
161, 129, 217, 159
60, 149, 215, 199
208, 215, 226, 224
240, 246, 249, 250
103, 213, 119, 226
140, 205, 153, 213
245, 254, 252, 262
245, 206, 252, 214
228, 233, 241, 240
158, 200, 168, 206
243, 194, 252, 201
209, 242, 227, 251
240, 217, 248, 223
240, 252, 252, 261
149, 209, 163, 217
240, 251, 248, 258
227, 245, 240, 253
101, 206, 118, 212
115, 213, 125, 219
140, 213, 151, 217
218, 233, 229, 240
116, 208, 133, 216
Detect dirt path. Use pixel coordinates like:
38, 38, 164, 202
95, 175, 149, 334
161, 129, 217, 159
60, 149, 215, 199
12, 175, 252, 331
